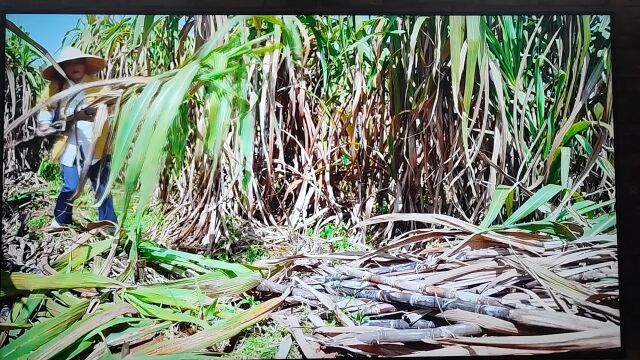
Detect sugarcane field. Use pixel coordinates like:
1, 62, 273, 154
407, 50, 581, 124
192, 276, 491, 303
1, 14, 619, 358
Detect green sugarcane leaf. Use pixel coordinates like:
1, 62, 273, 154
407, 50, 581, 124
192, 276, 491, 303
29, 302, 138, 360
499, 220, 578, 240
53, 238, 113, 271
463, 16, 482, 112
562, 121, 592, 145
105, 320, 170, 347
205, 79, 233, 171
0, 299, 90, 359
560, 147, 571, 188
593, 102, 604, 121
235, 62, 255, 199
125, 293, 211, 329
503, 184, 565, 226
134, 63, 200, 226
535, 58, 545, 128
138, 241, 253, 275
126, 287, 214, 310
125, 353, 219, 360
134, 292, 288, 355
61, 317, 147, 359
449, 16, 464, 111
98, 78, 161, 209
584, 213, 616, 236
0, 322, 33, 330
10, 292, 45, 332
480, 185, 514, 229
575, 134, 615, 179
1, 272, 125, 297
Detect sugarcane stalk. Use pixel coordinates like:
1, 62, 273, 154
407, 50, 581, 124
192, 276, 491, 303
335, 265, 503, 306
354, 323, 482, 344
257, 279, 344, 302
332, 285, 511, 319
369, 262, 419, 274
363, 319, 435, 329
257, 279, 397, 315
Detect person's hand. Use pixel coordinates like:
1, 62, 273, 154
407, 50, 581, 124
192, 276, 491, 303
73, 107, 96, 122
36, 121, 64, 135
36, 122, 52, 136
37, 122, 49, 131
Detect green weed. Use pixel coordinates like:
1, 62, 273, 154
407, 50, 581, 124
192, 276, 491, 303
224, 215, 242, 241
350, 309, 369, 325
244, 245, 267, 263
37, 159, 62, 184
236, 322, 300, 359
238, 293, 261, 308
320, 223, 352, 252
332, 237, 351, 252
211, 251, 231, 262
27, 215, 47, 231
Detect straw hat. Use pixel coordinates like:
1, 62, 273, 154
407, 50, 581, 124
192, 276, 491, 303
41, 46, 106, 81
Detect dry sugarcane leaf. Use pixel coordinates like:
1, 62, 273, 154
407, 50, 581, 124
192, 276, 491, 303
549, 248, 615, 268
403, 309, 431, 325
341, 343, 419, 357
497, 285, 557, 312
307, 312, 326, 328
571, 235, 617, 246
436, 271, 501, 290
398, 345, 561, 357
457, 248, 508, 261
85, 220, 120, 233
350, 230, 462, 267
440, 325, 620, 350
335, 323, 483, 346
320, 343, 380, 357
574, 298, 620, 320
357, 213, 544, 255
505, 256, 596, 301
558, 261, 616, 278
275, 334, 292, 359
292, 276, 356, 327
315, 326, 388, 335
509, 308, 609, 331
6, 77, 148, 136
271, 313, 329, 358
435, 309, 520, 334
418, 260, 502, 286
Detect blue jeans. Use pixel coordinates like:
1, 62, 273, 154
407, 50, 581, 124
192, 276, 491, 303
53, 159, 117, 225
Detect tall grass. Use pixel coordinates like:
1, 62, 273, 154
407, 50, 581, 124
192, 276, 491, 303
6, 14, 614, 247
4, 30, 47, 174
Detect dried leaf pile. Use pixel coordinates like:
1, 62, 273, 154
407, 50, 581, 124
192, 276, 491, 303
253, 216, 620, 357
0, 210, 620, 358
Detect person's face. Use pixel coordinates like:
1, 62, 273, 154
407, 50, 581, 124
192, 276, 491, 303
62, 59, 86, 82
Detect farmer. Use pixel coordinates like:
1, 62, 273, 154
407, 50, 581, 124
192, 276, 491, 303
37, 46, 117, 228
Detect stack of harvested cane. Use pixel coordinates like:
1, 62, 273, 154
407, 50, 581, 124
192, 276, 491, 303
253, 218, 619, 356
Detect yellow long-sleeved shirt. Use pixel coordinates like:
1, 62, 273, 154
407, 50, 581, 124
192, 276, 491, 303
44, 74, 112, 163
